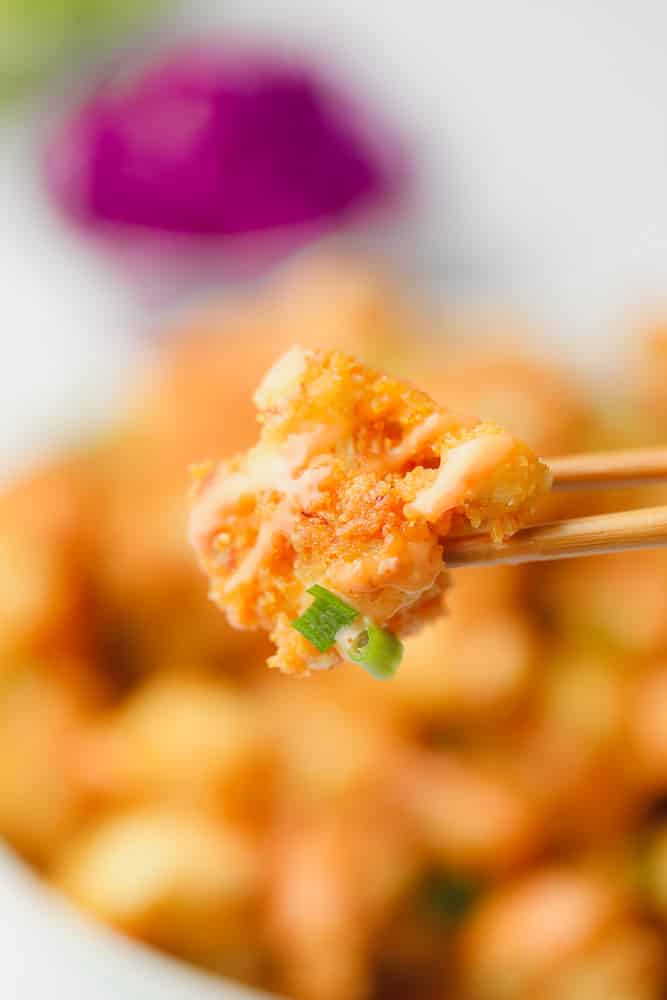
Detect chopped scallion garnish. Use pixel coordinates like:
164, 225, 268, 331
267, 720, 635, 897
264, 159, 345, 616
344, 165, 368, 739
418, 870, 483, 926
346, 620, 403, 679
292, 585, 359, 652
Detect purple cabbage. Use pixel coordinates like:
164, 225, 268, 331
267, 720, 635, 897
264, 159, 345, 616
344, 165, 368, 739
45, 43, 405, 239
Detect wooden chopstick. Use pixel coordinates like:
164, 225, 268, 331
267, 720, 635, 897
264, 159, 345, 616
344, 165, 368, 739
445, 505, 667, 568
441, 446, 667, 567
549, 446, 667, 490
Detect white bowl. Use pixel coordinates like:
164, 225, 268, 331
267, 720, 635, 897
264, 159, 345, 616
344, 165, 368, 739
0, 843, 270, 998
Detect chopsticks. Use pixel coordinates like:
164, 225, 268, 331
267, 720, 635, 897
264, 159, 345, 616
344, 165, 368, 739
549, 446, 667, 491
445, 446, 667, 569
446, 505, 667, 568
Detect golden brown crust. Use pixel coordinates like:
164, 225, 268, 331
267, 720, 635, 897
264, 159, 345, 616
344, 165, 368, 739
189, 348, 550, 674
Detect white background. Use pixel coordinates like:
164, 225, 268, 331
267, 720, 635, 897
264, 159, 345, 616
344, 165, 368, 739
2, 1, 667, 995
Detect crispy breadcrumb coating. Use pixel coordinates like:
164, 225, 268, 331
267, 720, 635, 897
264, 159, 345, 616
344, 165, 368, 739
189, 348, 550, 674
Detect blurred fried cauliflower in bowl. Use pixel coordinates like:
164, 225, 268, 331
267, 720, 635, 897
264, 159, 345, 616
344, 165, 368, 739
1, 256, 667, 1000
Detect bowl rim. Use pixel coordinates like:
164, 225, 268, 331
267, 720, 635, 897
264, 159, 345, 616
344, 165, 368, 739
0, 842, 275, 999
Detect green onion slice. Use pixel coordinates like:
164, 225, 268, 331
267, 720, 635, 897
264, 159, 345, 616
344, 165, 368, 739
346, 620, 403, 679
292, 585, 359, 652
418, 870, 483, 927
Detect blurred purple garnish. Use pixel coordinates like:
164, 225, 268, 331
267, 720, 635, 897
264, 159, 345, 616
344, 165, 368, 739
45, 43, 406, 241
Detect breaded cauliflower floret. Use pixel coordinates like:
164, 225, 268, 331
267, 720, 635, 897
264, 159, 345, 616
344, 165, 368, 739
189, 348, 550, 675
